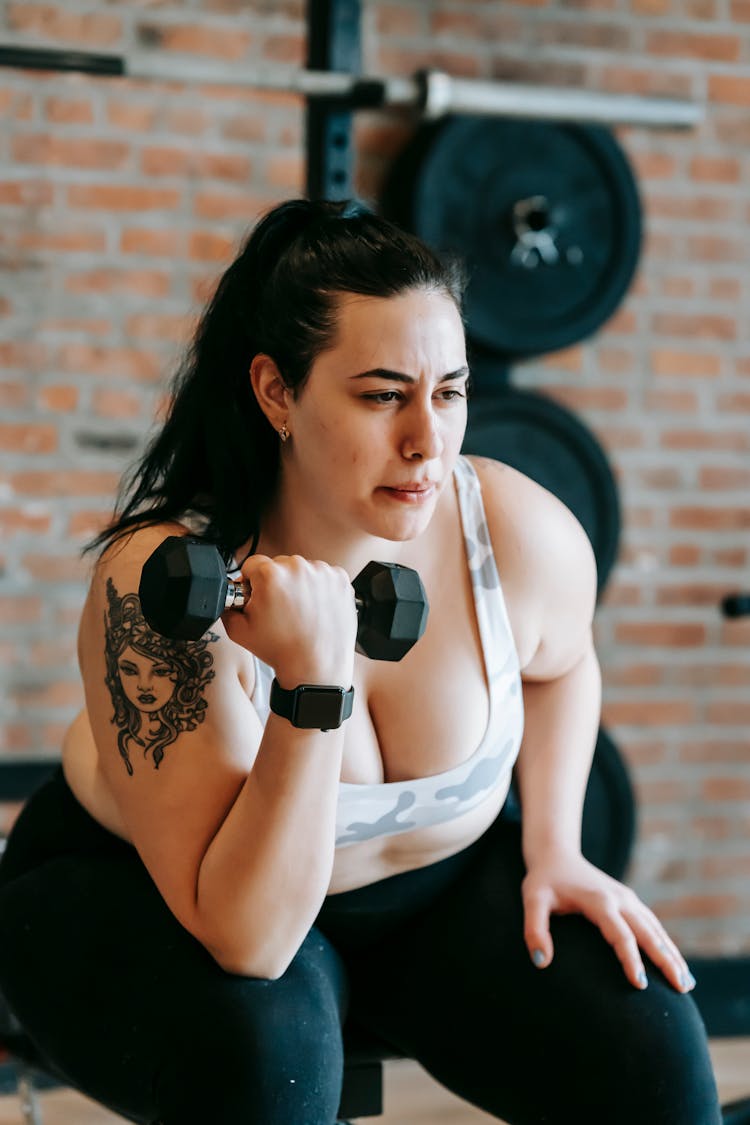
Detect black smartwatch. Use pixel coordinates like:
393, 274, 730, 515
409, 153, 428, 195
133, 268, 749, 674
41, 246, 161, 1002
269, 678, 355, 731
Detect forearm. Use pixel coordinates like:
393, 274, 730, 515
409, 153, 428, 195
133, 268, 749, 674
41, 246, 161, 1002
515, 640, 602, 866
195, 713, 345, 977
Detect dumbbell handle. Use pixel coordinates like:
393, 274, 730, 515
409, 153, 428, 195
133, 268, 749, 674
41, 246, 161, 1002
223, 577, 366, 616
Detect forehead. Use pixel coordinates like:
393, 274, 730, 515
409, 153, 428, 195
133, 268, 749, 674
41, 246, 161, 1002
322, 289, 466, 373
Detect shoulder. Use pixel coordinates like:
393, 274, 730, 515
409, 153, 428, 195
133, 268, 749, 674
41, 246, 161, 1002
80, 520, 255, 693
464, 454, 598, 679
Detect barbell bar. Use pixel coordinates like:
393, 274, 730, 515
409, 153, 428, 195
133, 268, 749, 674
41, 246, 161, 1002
0, 45, 703, 128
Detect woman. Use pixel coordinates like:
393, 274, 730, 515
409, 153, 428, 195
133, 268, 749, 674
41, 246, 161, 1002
0, 199, 721, 1124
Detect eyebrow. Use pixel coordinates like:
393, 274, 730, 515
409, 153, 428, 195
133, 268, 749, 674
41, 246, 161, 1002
349, 366, 470, 383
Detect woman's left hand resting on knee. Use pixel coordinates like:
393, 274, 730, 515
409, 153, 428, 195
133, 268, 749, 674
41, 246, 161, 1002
505, 486, 696, 999
521, 849, 696, 994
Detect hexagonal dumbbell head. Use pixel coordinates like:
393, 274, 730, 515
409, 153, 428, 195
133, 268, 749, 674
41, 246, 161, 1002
139, 536, 229, 640
352, 561, 429, 661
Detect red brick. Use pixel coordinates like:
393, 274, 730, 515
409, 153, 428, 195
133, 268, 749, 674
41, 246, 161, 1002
0, 510, 52, 536
699, 466, 750, 488
670, 506, 750, 529
646, 30, 740, 61
379, 4, 426, 35
107, 102, 159, 132
10, 471, 120, 497
651, 350, 721, 377
709, 74, 750, 105
0, 596, 43, 624
669, 544, 701, 565
596, 67, 693, 98
602, 699, 698, 723
662, 429, 747, 451
68, 510, 117, 538
263, 34, 306, 65
120, 229, 182, 257
91, 390, 142, 419
65, 269, 171, 298
596, 348, 636, 374
649, 894, 743, 920
629, 150, 678, 180
731, 0, 750, 17
193, 191, 270, 221
40, 318, 112, 336
140, 147, 251, 182
614, 622, 707, 645
125, 313, 193, 343
188, 231, 236, 262
138, 22, 252, 60
689, 156, 741, 183
646, 194, 734, 222
12, 135, 130, 171
22, 554, 93, 583
377, 46, 482, 79
56, 344, 162, 383
655, 582, 735, 606
0, 424, 57, 454
28, 640, 77, 667
717, 392, 750, 412
6, 3, 122, 46
644, 389, 700, 412
660, 276, 696, 298
44, 97, 94, 125
265, 153, 305, 190
547, 386, 629, 411
37, 385, 79, 412
17, 230, 106, 254
0, 382, 28, 408
652, 313, 736, 340
603, 663, 665, 686
0, 180, 53, 206
67, 185, 182, 212
8, 681, 83, 709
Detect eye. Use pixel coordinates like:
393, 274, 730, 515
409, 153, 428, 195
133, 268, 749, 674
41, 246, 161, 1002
362, 391, 403, 404
438, 388, 466, 400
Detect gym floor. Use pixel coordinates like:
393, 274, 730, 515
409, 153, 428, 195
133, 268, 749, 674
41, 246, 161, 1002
0, 1038, 748, 1124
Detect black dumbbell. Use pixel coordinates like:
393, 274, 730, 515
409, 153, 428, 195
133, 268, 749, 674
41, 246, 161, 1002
138, 536, 429, 662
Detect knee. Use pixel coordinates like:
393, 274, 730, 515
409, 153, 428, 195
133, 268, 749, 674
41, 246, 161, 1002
154, 969, 345, 1125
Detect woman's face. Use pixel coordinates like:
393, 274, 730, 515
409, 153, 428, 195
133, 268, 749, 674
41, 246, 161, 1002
117, 645, 177, 714
283, 288, 469, 544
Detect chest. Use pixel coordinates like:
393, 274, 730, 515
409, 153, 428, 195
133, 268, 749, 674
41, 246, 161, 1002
340, 514, 529, 786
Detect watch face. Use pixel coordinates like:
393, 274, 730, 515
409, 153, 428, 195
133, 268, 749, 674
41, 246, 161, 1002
294, 686, 346, 729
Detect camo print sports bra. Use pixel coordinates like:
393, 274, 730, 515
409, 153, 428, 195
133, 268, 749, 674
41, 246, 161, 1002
245, 456, 525, 848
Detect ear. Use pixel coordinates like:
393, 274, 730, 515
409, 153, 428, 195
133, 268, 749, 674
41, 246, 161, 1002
249, 353, 290, 431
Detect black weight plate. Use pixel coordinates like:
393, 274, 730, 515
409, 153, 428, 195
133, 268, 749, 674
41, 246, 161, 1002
382, 116, 642, 361
500, 727, 636, 882
462, 385, 621, 594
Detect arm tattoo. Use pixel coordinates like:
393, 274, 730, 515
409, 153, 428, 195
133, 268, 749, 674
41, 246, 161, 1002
103, 577, 219, 774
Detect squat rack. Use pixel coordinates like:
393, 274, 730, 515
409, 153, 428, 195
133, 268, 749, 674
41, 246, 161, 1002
0, 0, 703, 199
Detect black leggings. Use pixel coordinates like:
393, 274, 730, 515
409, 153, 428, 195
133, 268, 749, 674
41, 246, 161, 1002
0, 767, 721, 1125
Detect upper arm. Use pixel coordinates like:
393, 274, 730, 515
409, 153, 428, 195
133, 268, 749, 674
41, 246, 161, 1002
468, 455, 598, 682
79, 523, 264, 946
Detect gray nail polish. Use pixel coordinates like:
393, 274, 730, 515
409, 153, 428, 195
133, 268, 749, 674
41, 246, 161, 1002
532, 949, 545, 967
637, 970, 648, 988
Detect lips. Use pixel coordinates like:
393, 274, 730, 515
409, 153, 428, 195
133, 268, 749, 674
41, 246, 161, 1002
385, 482, 438, 491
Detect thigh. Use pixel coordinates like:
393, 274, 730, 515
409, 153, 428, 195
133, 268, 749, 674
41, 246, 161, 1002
347, 818, 721, 1125
0, 850, 349, 1125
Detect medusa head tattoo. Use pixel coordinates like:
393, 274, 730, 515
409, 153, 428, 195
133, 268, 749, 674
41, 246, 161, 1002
103, 577, 218, 774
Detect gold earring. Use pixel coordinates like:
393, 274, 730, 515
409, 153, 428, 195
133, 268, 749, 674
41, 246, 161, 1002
279, 423, 289, 443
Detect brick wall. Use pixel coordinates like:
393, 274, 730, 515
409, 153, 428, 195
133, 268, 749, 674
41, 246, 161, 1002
1, 0, 749, 955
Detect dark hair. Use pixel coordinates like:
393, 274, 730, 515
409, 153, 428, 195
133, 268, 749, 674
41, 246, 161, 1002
82, 197, 467, 566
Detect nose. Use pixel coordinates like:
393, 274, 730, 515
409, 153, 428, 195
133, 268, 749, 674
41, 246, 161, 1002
400, 399, 444, 462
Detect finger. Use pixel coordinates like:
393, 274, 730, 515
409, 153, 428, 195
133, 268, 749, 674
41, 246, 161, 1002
623, 908, 696, 994
581, 904, 649, 990
523, 888, 555, 968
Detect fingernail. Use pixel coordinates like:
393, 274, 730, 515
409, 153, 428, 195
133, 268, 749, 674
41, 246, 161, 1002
637, 969, 648, 989
681, 971, 696, 990
532, 949, 546, 967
